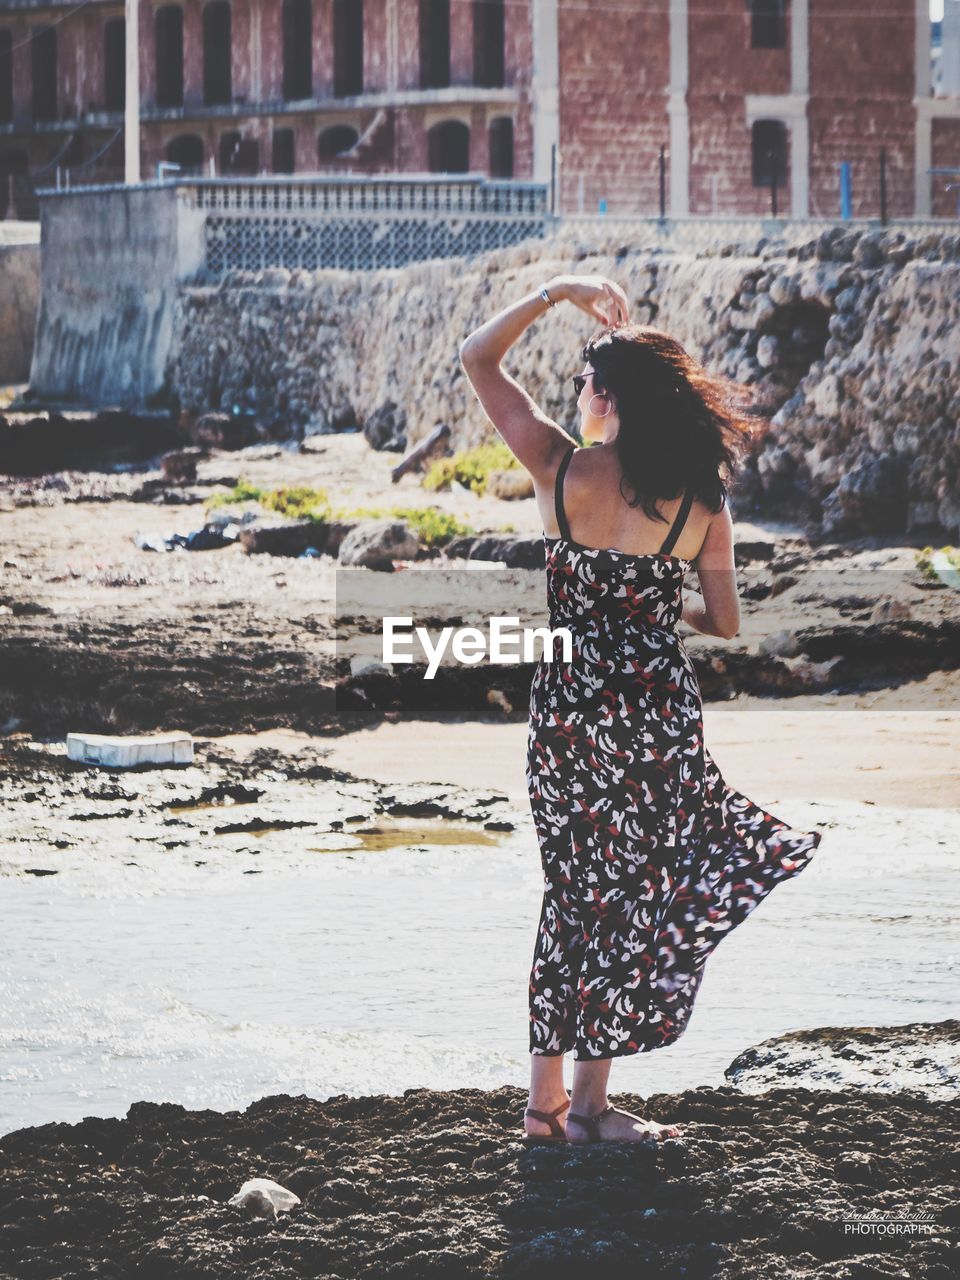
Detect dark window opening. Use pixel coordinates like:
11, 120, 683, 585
473, 0, 504, 88
155, 6, 184, 109
219, 131, 259, 175
0, 148, 30, 220
272, 127, 295, 173
62, 133, 84, 168
333, 0, 363, 97
31, 25, 58, 122
104, 17, 125, 113
488, 115, 513, 178
282, 0, 312, 100
751, 118, 787, 187
419, 0, 450, 89
166, 133, 204, 175
750, 0, 786, 50
0, 30, 13, 126
203, 1, 232, 106
318, 124, 359, 161
428, 119, 469, 173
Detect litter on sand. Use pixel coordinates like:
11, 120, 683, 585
228, 1178, 301, 1220
65, 732, 194, 768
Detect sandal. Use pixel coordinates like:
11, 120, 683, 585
520, 1096, 571, 1144
566, 1103, 678, 1145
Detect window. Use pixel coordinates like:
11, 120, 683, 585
272, 128, 295, 173
62, 133, 84, 168
166, 133, 204, 175
488, 116, 513, 178
0, 30, 12, 125
219, 131, 259, 175
750, 0, 786, 50
203, 1, 232, 106
0, 148, 29, 220
333, 0, 363, 98
473, 0, 504, 88
155, 6, 184, 109
31, 25, 57, 122
104, 17, 125, 112
751, 119, 787, 187
282, 0, 312, 100
419, 0, 450, 90
427, 119, 469, 173
318, 124, 359, 161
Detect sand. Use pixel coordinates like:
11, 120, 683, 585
212, 669, 960, 810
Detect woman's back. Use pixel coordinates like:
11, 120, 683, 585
542, 442, 716, 563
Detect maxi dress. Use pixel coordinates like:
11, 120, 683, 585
526, 445, 824, 1060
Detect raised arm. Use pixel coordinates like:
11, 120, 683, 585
458, 273, 629, 486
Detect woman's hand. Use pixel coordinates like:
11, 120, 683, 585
549, 274, 630, 328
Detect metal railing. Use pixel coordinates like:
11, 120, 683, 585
175, 174, 548, 276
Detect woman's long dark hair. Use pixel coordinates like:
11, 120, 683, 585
582, 324, 752, 522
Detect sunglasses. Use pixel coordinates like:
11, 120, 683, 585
572, 372, 603, 397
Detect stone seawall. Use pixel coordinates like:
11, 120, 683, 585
0, 224, 40, 386
169, 226, 960, 539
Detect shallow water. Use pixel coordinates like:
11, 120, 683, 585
2, 796, 957, 1135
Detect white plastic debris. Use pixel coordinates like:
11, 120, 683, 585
66, 732, 194, 768
228, 1178, 301, 1220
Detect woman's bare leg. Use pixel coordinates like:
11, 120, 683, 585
568, 1059, 681, 1143
524, 1053, 571, 1136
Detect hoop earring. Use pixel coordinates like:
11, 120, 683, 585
588, 393, 611, 418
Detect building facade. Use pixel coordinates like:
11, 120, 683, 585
1, 0, 957, 220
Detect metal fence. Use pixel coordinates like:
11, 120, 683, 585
177, 175, 551, 277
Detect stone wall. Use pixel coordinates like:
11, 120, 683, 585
169, 223, 960, 540
0, 224, 40, 386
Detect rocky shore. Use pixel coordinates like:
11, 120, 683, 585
168, 225, 960, 542
1, 1028, 957, 1280
1, 434, 957, 739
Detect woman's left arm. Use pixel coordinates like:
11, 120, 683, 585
459, 273, 627, 484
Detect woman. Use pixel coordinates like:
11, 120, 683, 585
459, 274, 823, 1146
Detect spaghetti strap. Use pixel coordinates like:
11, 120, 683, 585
658, 487, 694, 555
553, 443, 576, 542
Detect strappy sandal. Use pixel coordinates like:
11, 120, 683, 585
520, 1096, 571, 1144
566, 1103, 676, 1145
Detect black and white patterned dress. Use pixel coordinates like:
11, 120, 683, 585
526, 443, 823, 1060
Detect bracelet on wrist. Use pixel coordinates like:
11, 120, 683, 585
539, 284, 558, 308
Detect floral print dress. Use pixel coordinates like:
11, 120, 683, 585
526, 444, 824, 1060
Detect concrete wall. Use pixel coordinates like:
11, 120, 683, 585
29, 185, 204, 408
0, 223, 40, 385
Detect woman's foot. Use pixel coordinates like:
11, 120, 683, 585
523, 1093, 571, 1139
566, 1102, 681, 1145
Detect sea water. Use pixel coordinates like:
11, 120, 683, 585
2, 796, 957, 1135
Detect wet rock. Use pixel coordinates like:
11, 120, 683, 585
443, 535, 545, 569
339, 519, 419, 569
755, 335, 780, 369
160, 447, 206, 484
486, 469, 535, 500
362, 400, 407, 453
0, 1067, 956, 1280
758, 629, 802, 658
825, 453, 909, 536
870, 597, 913, 623
725, 1018, 960, 1100
238, 517, 329, 557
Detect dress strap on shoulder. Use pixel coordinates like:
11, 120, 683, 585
659, 487, 695, 555
554, 442, 576, 541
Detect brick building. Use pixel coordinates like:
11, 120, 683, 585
0, 0, 957, 220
